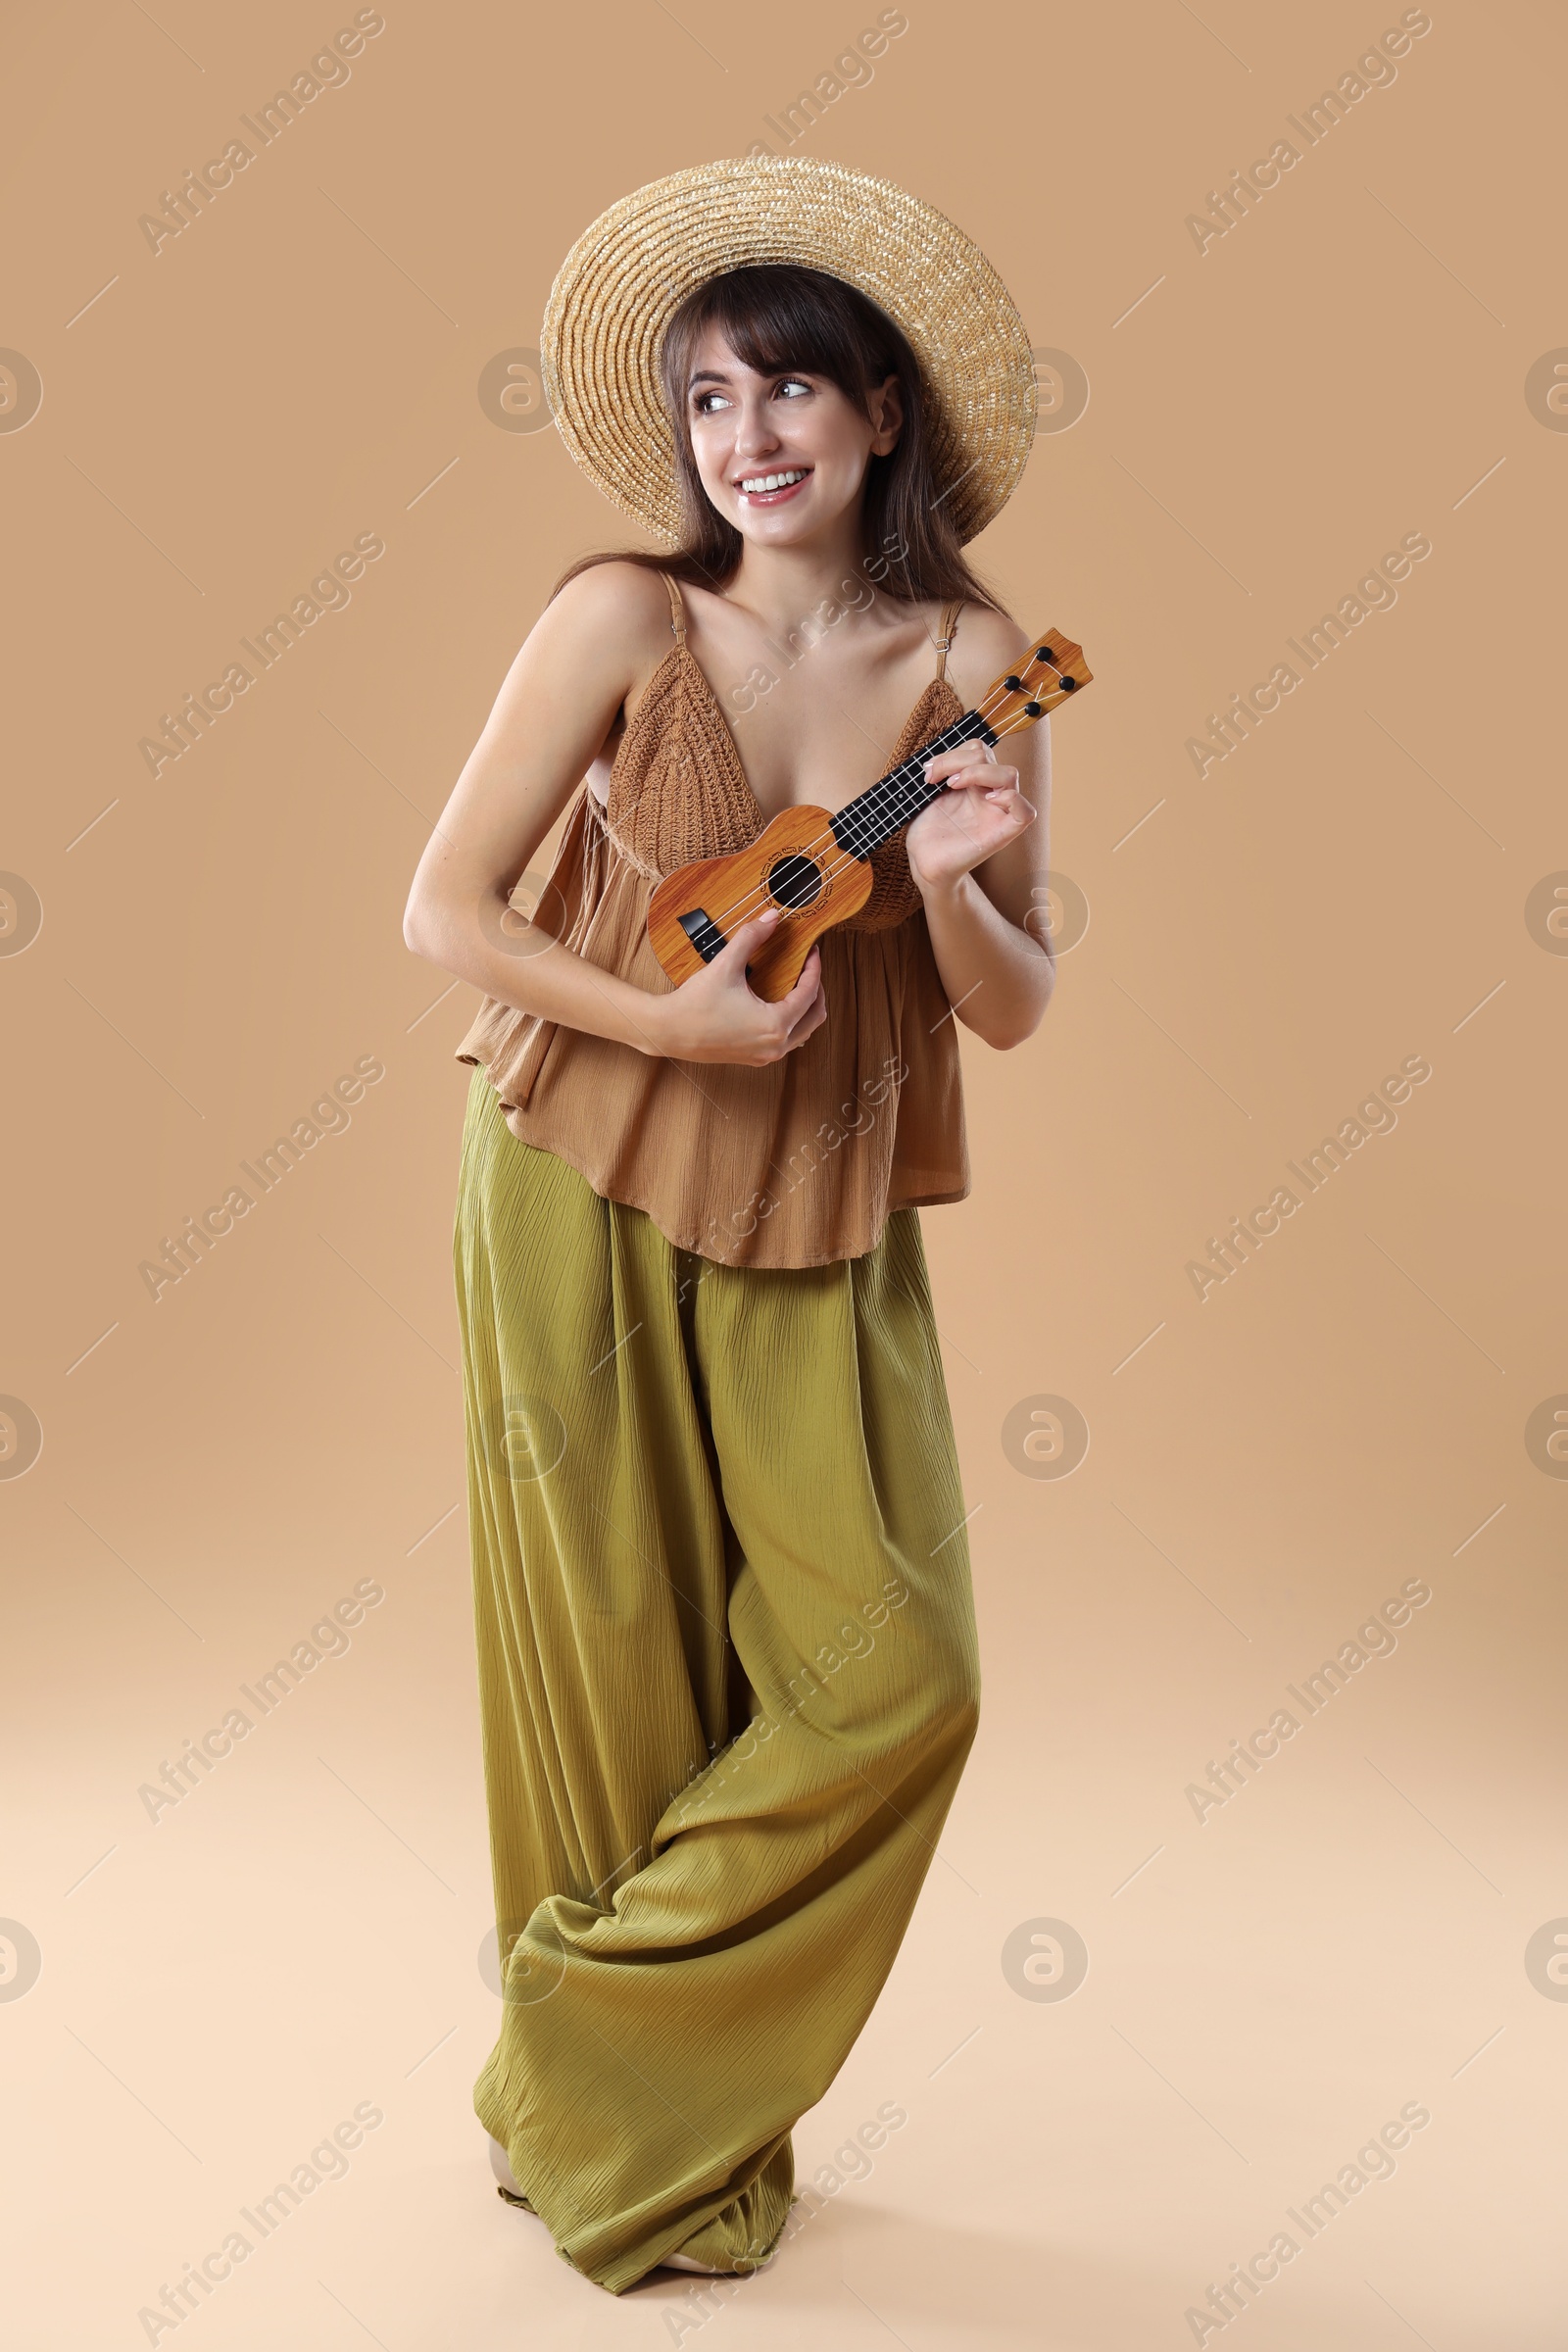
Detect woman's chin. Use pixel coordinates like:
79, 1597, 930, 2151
735, 512, 815, 547
727, 497, 856, 552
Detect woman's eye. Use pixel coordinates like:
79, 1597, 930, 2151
691, 377, 809, 415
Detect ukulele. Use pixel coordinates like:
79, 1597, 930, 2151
647, 629, 1093, 1002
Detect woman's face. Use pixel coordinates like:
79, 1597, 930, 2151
682, 326, 903, 547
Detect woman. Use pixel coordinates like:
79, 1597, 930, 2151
403, 157, 1054, 2293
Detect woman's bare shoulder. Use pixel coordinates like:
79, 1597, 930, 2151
532, 560, 678, 686
945, 601, 1032, 701
546, 559, 675, 635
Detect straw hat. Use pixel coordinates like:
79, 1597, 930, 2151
540, 157, 1036, 547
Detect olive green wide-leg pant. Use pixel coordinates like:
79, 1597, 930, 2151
453, 1072, 981, 2294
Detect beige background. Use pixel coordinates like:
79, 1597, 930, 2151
4, 1, 1565, 2344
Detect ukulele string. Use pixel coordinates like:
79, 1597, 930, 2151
701, 674, 1037, 926
767, 709, 1048, 918
700, 703, 1050, 938
700, 682, 1067, 936
697, 672, 1066, 940
695, 649, 1076, 936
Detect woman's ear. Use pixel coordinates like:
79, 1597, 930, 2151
867, 373, 904, 456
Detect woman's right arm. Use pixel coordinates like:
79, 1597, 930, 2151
402, 563, 824, 1067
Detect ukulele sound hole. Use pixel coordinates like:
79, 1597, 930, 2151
766, 854, 823, 910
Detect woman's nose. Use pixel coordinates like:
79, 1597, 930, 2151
732, 398, 784, 459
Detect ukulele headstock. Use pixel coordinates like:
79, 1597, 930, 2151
983, 629, 1094, 740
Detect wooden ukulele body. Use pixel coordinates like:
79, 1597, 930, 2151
647, 805, 873, 1002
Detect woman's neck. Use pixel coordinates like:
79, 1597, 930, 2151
720, 532, 892, 638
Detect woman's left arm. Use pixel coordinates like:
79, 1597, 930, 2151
906, 613, 1054, 1052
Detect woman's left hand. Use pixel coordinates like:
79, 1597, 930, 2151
905, 744, 1037, 893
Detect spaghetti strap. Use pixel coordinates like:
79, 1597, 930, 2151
662, 570, 687, 643
933, 600, 961, 682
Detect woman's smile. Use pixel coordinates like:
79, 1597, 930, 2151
733, 466, 813, 505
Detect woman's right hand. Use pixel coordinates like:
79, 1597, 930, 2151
646, 909, 827, 1065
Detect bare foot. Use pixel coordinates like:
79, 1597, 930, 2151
487, 2133, 536, 2213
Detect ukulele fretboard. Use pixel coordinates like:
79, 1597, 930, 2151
829, 710, 999, 860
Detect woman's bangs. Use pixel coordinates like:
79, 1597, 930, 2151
669, 268, 885, 400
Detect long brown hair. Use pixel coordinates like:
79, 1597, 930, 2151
550, 264, 1003, 613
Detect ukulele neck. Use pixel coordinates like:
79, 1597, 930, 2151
829, 709, 1000, 860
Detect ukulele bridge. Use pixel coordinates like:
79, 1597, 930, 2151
676, 906, 727, 963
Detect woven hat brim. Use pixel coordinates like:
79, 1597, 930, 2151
540, 158, 1036, 548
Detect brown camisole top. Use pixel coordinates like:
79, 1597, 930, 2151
455, 573, 971, 1268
